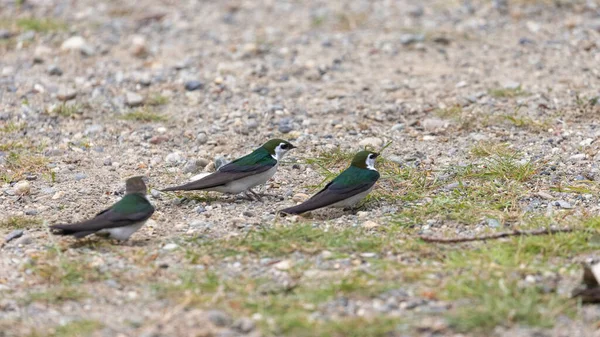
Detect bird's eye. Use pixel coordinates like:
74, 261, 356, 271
368, 154, 374, 159
280, 144, 289, 149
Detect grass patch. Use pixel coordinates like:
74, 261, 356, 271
444, 276, 574, 333
147, 93, 169, 106
1, 150, 49, 183
25, 287, 88, 304
0, 216, 42, 230
0, 121, 26, 133
122, 108, 166, 122
489, 86, 528, 98
16, 18, 66, 32
26, 248, 108, 285
52, 320, 103, 337
52, 104, 81, 118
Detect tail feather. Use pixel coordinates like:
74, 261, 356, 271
279, 203, 320, 215
50, 220, 100, 237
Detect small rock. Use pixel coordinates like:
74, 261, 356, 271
4, 230, 24, 243
233, 318, 255, 333
13, 181, 30, 195
33, 45, 52, 63
195, 205, 206, 214
390, 123, 405, 132
278, 118, 293, 134
165, 152, 183, 166
52, 191, 65, 200
400, 33, 425, 45
25, 209, 38, 216
503, 80, 521, 90
570, 153, 586, 161
84, 124, 104, 135
61, 36, 94, 56
184, 80, 204, 91
74, 173, 87, 181
196, 132, 208, 144
47, 65, 63, 76
292, 193, 309, 203
57, 87, 77, 101
125, 92, 144, 107
579, 138, 594, 147
162, 243, 178, 251
182, 160, 199, 174
151, 189, 161, 198
422, 118, 449, 132
0, 29, 11, 40
15, 236, 32, 246
536, 191, 553, 200
207, 310, 231, 327
359, 137, 383, 149
274, 259, 293, 270
555, 200, 573, 209
150, 135, 169, 144
130, 35, 147, 57
362, 221, 380, 229
485, 218, 501, 228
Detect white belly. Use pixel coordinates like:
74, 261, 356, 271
329, 187, 374, 208
209, 166, 278, 194
97, 221, 146, 241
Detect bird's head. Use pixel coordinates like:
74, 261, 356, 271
262, 139, 296, 161
351, 151, 379, 170
125, 176, 148, 194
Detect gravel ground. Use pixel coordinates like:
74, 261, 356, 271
2, 0, 600, 336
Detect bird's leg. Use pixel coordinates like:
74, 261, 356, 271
248, 189, 263, 201
240, 191, 256, 201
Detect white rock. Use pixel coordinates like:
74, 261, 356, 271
580, 138, 594, 147
52, 191, 65, 200
165, 152, 183, 166
13, 181, 30, 195
362, 220, 380, 229
162, 243, 178, 251
61, 36, 94, 55
359, 137, 383, 148
274, 259, 293, 270
126, 92, 144, 107
292, 193, 309, 203
422, 118, 449, 131
569, 153, 586, 161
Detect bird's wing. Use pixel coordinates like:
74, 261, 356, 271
280, 167, 379, 214
50, 194, 154, 234
162, 148, 277, 191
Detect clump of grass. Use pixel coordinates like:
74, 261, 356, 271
16, 18, 66, 32
1, 151, 49, 183
147, 93, 169, 106
27, 248, 108, 285
0, 121, 26, 133
489, 86, 528, 98
53, 103, 81, 118
470, 142, 513, 158
25, 287, 88, 304
444, 277, 573, 333
0, 216, 42, 229
52, 320, 103, 337
122, 108, 166, 122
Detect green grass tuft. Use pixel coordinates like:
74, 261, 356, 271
489, 86, 528, 98
122, 108, 167, 122
52, 320, 103, 337
16, 18, 66, 32
0, 216, 42, 230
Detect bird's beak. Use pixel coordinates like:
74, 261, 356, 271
289, 144, 297, 149
372, 153, 380, 158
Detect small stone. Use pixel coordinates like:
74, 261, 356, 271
207, 310, 231, 327
25, 209, 38, 216
555, 200, 573, 209
84, 124, 103, 135
362, 221, 380, 229
130, 35, 147, 57
503, 80, 521, 90
274, 259, 293, 270
61, 36, 94, 56
196, 158, 210, 168
52, 191, 65, 200
400, 33, 425, 45
126, 92, 144, 107
390, 123, 405, 131
103, 158, 112, 166
4, 230, 24, 243
579, 138, 594, 147
292, 193, 309, 203
15, 236, 32, 246
359, 137, 383, 148
196, 132, 208, 144
184, 80, 204, 91
162, 243, 178, 251
151, 189, 161, 198
13, 181, 30, 195
485, 218, 501, 228
195, 205, 206, 214
165, 152, 183, 166
422, 118, 449, 132
278, 118, 293, 134
150, 135, 169, 144
536, 191, 553, 200
57, 88, 77, 101
569, 153, 586, 161
74, 173, 87, 181
47, 65, 63, 76
182, 160, 199, 174
33, 45, 52, 63
233, 318, 255, 333
0, 29, 11, 40
360, 252, 377, 258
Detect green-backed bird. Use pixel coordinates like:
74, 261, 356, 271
161, 139, 295, 200
50, 176, 154, 240
280, 150, 380, 214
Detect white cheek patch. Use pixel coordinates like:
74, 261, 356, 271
274, 143, 288, 161
366, 156, 376, 170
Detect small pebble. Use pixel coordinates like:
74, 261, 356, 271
207, 310, 231, 327
162, 243, 179, 251
24, 209, 38, 216
555, 200, 573, 209
196, 132, 208, 144
126, 92, 144, 107
13, 180, 30, 195
4, 230, 24, 243
74, 173, 87, 181
195, 205, 206, 214
47, 65, 63, 76
184, 80, 204, 91
359, 137, 383, 148
233, 318, 255, 333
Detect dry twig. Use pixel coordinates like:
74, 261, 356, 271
420, 227, 576, 244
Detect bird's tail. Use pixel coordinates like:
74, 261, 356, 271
279, 203, 319, 215
161, 182, 202, 192
50, 222, 98, 238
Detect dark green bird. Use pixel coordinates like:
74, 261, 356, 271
280, 150, 380, 215
50, 176, 154, 241
162, 139, 295, 200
